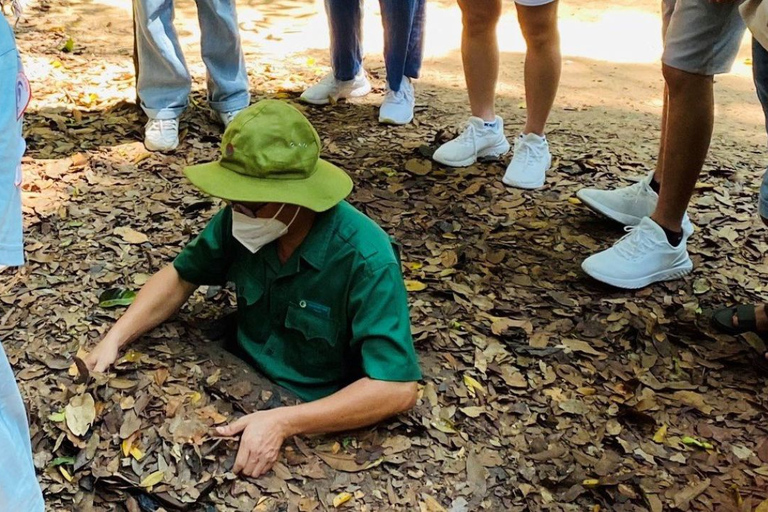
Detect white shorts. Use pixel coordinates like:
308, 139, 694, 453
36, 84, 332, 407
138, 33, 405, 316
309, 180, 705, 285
515, 0, 556, 6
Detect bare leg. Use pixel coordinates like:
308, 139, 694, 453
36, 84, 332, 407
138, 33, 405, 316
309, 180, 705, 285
651, 64, 714, 231
457, 0, 502, 121
516, 1, 561, 136
655, 85, 669, 184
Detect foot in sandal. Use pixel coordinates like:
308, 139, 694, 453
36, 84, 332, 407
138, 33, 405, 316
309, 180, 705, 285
711, 304, 768, 362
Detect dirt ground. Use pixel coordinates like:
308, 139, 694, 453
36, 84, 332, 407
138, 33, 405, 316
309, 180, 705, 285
3, 0, 768, 510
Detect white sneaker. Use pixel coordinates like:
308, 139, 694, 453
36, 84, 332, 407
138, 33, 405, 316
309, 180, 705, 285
502, 133, 552, 189
577, 172, 658, 226
300, 70, 371, 105
218, 109, 243, 128
379, 76, 415, 125
576, 171, 694, 233
433, 116, 510, 167
144, 118, 179, 152
582, 216, 693, 289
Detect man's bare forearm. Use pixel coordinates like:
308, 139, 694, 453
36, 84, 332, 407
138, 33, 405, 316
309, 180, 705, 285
278, 378, 418, 437
104, 265, 197, 349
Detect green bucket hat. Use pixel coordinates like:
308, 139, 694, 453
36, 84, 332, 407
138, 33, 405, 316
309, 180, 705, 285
184, 100, 352, 212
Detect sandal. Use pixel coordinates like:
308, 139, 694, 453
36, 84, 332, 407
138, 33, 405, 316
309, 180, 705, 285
711, 304, 768, 365
712, 304, 762, 335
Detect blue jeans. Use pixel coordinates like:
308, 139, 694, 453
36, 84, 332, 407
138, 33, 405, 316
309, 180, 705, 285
753, 38, 768, 221
134, 0, 250, 119
325, 0, 425, 92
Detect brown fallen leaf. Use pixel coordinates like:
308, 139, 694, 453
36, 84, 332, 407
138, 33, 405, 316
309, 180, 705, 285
316, 451, 381, 473
65, 393, 96, 437
114, 226, 149, 244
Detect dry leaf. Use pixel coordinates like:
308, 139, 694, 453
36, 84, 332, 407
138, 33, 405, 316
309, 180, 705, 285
114, 226, 149, 244
65, 393, 95, 437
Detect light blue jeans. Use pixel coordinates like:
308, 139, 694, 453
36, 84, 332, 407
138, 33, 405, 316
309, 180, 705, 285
0, 17, 25, 267
134, 0, 250, 120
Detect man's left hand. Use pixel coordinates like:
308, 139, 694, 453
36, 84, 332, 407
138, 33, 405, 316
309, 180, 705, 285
215, 409, 289, 478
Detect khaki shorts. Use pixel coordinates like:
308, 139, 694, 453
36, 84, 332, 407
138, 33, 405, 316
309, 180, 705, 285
662, 0, 747, 75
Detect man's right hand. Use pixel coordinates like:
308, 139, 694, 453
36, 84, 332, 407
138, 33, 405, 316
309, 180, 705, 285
83, 338, 120, 372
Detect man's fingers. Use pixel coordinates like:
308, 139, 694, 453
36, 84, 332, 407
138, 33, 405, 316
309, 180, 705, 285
232, 446, 249, 474
216, 416, 248, 437
252, 456, 273, 478
244, 456, 259, 478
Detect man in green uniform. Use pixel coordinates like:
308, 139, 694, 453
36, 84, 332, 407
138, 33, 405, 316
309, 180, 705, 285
84, 100, 421, 478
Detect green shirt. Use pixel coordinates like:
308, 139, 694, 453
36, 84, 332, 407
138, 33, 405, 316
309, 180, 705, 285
173, 201, 422, 401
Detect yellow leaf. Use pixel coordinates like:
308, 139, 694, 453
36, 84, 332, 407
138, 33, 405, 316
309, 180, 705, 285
130, 447, 144, 461
755, 498, 768, 512
121, 438, 133, 457
140, 470, 164, 488
568, 197, 582, 205
406, 262, 423, 270
120, 350, 143, 363
463, 374, 485, 396
582, 479, 600, 488
333, 492, 353, 508
189, 391, 202, 405
404, 279, 427, 292
653, 424, 668, 444
59, 467, 73, 482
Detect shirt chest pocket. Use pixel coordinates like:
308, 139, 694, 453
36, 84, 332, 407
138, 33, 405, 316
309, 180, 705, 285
284, 303, 339, 345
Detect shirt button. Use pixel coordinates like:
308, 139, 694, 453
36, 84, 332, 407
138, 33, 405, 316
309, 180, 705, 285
299, 300, 307, 308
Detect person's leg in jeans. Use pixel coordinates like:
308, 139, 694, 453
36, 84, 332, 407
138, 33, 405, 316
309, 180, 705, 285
377, 0, 425, 124
326, 0, 364, 82
134, 0, 191, 120
0, 19, 25, 268
195, 0, 250, 119
379, 0, 424, 92
752, 38, 768, 225
503, 0, 560, 189
299, 0, 371, 105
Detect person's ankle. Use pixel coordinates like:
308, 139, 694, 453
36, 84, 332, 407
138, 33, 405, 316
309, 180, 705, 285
756, 304, 768, 331
650, 216, 683, 247
649, 177, 661, 194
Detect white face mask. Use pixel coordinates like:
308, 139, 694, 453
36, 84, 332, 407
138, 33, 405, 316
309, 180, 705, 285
231, 204, 300, 254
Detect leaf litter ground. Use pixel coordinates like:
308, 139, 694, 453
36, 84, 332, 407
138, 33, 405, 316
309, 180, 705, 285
3, 0, 768, 510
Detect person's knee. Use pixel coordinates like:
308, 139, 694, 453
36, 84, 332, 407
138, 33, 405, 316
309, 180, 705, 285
662, 63, 712, 92
458, 0, 501, 35
522, 24, 559, 51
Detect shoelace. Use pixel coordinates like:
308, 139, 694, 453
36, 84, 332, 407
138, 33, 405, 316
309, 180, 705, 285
454, 123, 479, 153
614, 224, 657, 260
149, 119, 178, 137
514, 137, 545, 169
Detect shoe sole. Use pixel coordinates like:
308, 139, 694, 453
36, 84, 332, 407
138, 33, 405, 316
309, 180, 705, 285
576, 189, 642, 227
144, 140, 179, 152
300, 82, 372, 106
582, 258, 693, 289
379, 113, 414, 125
433, 139, 511, 168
